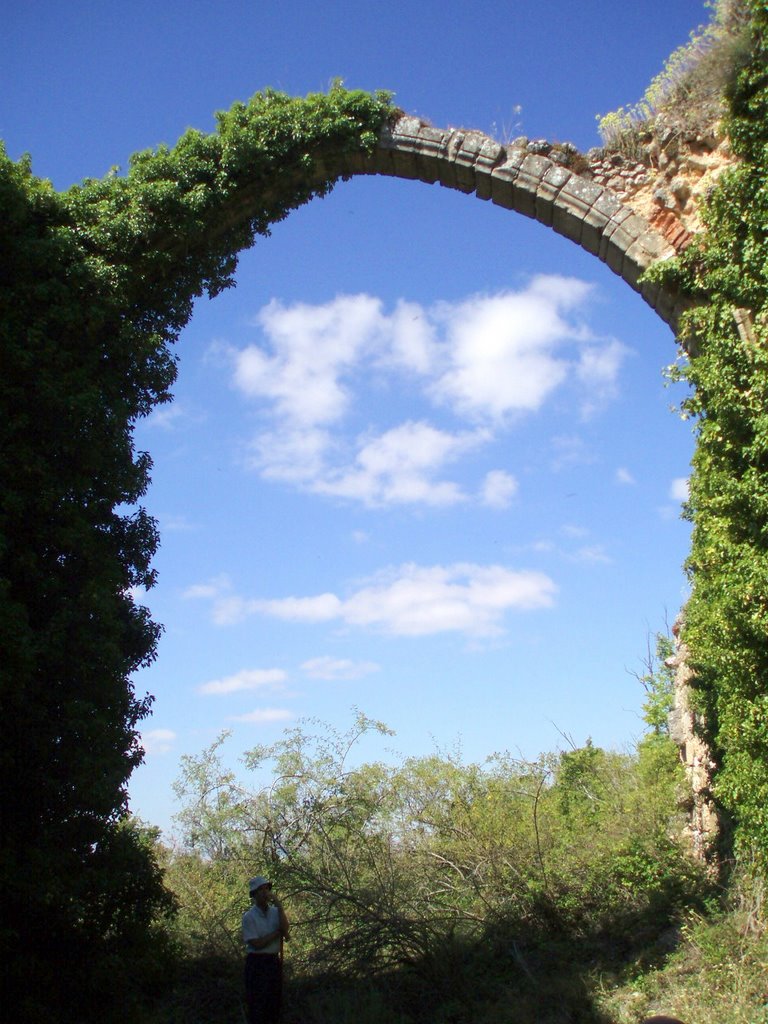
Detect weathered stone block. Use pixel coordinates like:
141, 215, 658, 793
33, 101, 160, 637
476, 138, 504, 172
580, 208, 608, 255
551, 202, 583, 244
623, 236, 658, 272
620, 253, 645, 290
598, 212, 648, 263
536, 165, 573, 226
454, 151, 478, 191
559, 176, 604, 210
391, 116, 423, 140
591, 189, 626, 221
390, 147, 423, 180
600, 236, 627, 276
490, 153, 524, 209
475, 167, 493, 200
634, 228, 674, 261
518, 154, 551, 188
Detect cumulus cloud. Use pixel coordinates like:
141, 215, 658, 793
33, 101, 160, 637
182, 575, 251, 626
233, 295, 385, 426
301, 657, 380, 681
254, 593, 343, 623
198, 668, 288, 695
248, 427, 332, 484
312, 422, 488, 507
183, 574, 232, 601
140, 729, 176, 755
189, 563, 557, 637
670, 477, 690, 502
615, 467, 636, 485
231, 708, 294, 724
429, 277, 596, 420
481, 470, 518, 508
224, 279, 626, 507
159, 514, 198, 533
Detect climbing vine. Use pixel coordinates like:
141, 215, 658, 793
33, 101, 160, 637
644, 0, 768, 867
0, 83, 393, 1021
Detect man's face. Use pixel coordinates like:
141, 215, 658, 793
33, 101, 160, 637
254, 884, 271, 909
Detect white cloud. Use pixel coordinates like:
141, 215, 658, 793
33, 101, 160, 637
247, 427, 332, 484
576, 339, 628, 416
313, 422, 487, 507
569, 544, 612, 565
234, 295, 385, 426
144, 402, 188, 430
182, 576, 251, 626
189, 564, 556, 636
183, 574, 232, 601
198, 668, 287, 695
429, 276, 611, 422
140, 729, 176, 755
481, 470, 518, 508
670, 477, 690, 502
248, 563, 557, 637
615, 467, 636, 485
231, 708, 294, 724
301, 657, 380, 681
224, 279, 625, 507
160, 514, 198, 533
383, 299, 437, 374
253, 592, 343, 623
561, 524, 589, 539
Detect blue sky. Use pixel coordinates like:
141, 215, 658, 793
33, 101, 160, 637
3, 0, 708, 834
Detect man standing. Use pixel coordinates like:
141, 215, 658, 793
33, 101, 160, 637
242, 876, 290, 1024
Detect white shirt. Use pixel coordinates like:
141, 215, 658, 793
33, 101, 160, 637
242, 903, 281, 955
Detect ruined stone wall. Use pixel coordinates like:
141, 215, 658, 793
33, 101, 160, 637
667, 623, 722, 874
501, 126, 736, 259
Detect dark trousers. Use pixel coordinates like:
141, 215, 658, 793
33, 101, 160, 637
244, 953, 282, 1024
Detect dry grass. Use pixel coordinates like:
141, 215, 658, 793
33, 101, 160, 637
597, 0, 753, 155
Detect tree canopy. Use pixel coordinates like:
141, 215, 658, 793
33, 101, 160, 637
0, 84, 393, 1021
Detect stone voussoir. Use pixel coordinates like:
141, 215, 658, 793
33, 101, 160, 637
339, 119, 684, 326
535, 164, 574, 227
489, 149, 527, 210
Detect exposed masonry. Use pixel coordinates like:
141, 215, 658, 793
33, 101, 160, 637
331, 116, 692, 329
668, 625, 721, 875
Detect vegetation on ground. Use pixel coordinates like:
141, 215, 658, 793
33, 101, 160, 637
156, 683, 716, 1024
152, 648, 767, 1024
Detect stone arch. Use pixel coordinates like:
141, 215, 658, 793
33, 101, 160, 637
319, 116, 689, 328
312, 116, 715, 867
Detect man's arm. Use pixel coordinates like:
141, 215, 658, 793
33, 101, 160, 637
242, 909, 282, 952
272, 897, 290, 940
245, 928, 282, 951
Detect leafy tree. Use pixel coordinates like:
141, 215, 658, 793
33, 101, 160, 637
167, 711, 708, 1007
0, 86, 393, 1020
